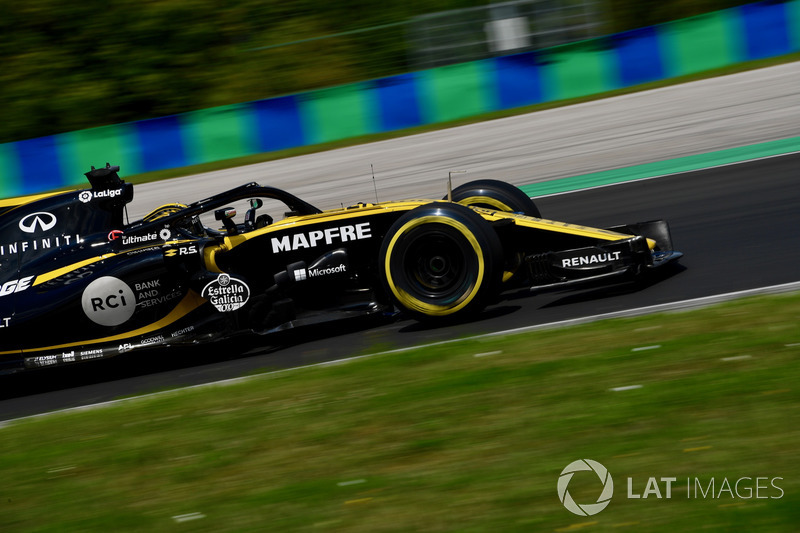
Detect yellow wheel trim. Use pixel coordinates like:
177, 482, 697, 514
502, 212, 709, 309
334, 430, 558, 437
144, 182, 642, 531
384, 215, 485, 316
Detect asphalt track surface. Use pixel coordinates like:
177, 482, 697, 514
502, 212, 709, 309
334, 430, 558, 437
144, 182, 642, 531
2, 151, 799, 422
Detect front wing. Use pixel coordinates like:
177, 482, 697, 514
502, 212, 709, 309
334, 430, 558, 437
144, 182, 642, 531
522, 219, 682, 291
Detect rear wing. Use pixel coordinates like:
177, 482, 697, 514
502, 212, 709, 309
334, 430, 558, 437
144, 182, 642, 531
0, 163, 133, 214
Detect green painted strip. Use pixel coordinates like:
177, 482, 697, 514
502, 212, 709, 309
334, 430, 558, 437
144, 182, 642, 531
543, 43, 617, 100
59, 124, 143, 187
0, 143, 22, 197
299, 83, 378, 145
790, 0, 800, 50
181, 104, 258, 165
418, 61, 495, 123
520, 136, 800, 197
660, 10, 741, 77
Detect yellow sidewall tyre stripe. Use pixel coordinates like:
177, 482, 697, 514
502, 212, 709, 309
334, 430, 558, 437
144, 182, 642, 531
456, 195, 513, 213
384, 215, 485, 317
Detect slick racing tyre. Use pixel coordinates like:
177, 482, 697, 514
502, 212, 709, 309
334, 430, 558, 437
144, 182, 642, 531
380, 202, 503, 321
447, 179, 541, 218
447, 179, 540, 284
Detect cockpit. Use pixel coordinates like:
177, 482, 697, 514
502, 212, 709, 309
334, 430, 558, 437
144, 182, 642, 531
132, 181, 321, 242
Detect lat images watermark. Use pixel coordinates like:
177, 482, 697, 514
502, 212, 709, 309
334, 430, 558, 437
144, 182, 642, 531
557, 460, 785, 516
557, 459, 614, 516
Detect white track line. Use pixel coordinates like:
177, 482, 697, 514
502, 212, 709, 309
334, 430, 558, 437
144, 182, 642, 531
2, 280, 798, 428
609, 385, 643, 392
632, 345, 661, 352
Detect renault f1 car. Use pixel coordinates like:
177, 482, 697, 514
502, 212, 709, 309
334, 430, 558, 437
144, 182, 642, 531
0, 164, 681, 373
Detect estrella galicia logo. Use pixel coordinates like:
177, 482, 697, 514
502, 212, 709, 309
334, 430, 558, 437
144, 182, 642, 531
558, 459, 614, 516
201, 274, 250, 312
19, 212, 57, 234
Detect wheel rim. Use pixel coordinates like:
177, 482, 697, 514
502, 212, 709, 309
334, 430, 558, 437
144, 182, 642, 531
393, 223, 481, 307
403, 230, 471, 302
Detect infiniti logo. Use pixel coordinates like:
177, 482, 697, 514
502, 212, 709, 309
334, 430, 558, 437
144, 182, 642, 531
19, 212, 57, 234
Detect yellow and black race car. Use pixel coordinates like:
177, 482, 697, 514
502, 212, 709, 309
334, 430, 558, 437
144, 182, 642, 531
0, 164, 681, 373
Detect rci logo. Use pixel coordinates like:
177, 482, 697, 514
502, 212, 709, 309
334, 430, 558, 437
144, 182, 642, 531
558, 459, 614, 516
81, 276, 136, 326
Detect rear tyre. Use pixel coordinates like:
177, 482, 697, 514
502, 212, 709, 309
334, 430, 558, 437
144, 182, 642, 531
448, 179, 541, 218
379, 203, 503, 321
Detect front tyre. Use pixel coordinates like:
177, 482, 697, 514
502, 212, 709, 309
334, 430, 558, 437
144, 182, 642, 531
379, 203, 503, 321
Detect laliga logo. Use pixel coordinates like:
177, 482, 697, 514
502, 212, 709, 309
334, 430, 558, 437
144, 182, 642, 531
558, 459, 614, 516
79, 189, 123, 203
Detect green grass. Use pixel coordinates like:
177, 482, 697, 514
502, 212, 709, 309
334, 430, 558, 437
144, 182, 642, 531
1, 292, 799, 531
120, 53, 800, 187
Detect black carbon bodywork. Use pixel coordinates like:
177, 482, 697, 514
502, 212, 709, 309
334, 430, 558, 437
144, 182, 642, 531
0, 167, 682, 373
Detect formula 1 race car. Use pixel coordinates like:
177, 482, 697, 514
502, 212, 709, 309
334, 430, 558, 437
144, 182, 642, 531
0, 164, 681, 373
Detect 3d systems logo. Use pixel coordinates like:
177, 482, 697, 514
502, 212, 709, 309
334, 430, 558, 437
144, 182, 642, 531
558, 459, 614, 516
